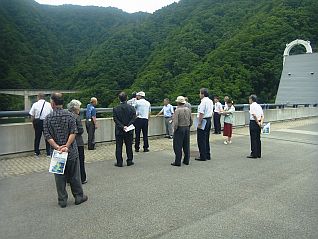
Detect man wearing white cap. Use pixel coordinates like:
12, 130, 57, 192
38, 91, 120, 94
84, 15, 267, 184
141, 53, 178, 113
134, 91, 151, 152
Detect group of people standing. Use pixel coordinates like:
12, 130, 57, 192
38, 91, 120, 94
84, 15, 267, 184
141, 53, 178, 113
113, 88, 248, 167
113, 91, 196, 167
43, 93, 88, 208
29, 89, 264, 208
29, 94, 100, 207
194, 90, 264, 161
113, 91, 151, 167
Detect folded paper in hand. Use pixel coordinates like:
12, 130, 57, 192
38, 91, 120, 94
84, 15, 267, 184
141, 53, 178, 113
194, 118, 207, 130
262, 122, 270, 134
49, 150, 68, 174
124, 124, 135, 132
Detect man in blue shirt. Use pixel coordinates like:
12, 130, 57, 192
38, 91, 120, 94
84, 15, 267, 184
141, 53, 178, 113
156, 98, 174, 139
86, 97, 98, 150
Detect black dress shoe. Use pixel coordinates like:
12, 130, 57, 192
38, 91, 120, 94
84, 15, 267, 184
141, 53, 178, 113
127, 161, 134, 166
143, 149, 150, 152
246, 155, 257, 158
183, 162, 189, 165
171, 162, 181, 167
195, 157, 206, 161
58, 202, 67, 208
114, 163, 123, 167
75, 195, 88, 205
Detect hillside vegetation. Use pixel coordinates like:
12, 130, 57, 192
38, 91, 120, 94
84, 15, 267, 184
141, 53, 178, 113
0, 0, 317, 110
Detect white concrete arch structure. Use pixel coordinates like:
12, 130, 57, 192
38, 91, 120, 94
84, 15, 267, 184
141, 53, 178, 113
283, 39, 312, 65
276, 39, 318, 105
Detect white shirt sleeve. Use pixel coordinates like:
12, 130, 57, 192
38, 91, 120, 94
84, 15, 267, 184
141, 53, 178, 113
259, 105, 264, 116
48, 102, 53, 113
198, 102, 205, 114
29, 104, 35, 116
249, 103, 263, 120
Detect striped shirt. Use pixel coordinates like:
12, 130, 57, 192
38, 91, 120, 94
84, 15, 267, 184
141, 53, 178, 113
44, 108, 78, 161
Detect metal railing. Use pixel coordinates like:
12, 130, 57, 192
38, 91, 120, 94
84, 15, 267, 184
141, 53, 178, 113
0, 103, 317, 118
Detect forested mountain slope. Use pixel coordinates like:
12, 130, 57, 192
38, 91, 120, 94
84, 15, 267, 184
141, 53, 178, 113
0, 0, 317, 110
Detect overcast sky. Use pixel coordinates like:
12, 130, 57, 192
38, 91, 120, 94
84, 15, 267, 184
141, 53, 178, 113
35, 0, 179, 13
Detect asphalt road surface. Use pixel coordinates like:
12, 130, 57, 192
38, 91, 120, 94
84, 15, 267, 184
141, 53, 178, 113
1, 120, 317, 239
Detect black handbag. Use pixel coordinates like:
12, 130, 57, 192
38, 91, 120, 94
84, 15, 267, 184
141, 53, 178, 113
32, 101, 46, 128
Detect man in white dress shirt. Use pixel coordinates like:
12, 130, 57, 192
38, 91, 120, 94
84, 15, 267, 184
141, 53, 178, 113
134, 91, 151, 152
213, 96, 222, 134
247, 94, 264, 158
29, 93, 53, 157
195, 88, 214, 161
127, 92, 137, 107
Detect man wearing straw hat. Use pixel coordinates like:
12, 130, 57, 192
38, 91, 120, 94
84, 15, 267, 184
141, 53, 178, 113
171, 96, 193, 167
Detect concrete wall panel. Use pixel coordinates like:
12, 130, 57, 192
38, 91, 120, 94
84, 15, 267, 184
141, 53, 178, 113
1, 107, 318, 155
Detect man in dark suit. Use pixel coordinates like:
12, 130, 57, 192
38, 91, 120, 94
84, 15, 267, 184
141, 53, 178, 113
113, 92, 136, 167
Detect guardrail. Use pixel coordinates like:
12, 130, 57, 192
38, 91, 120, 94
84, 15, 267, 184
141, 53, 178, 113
0, 103, 317, 118
1, 105, 318, 155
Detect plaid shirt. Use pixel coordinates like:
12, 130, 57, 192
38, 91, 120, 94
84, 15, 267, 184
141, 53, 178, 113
44, 108, 78, 161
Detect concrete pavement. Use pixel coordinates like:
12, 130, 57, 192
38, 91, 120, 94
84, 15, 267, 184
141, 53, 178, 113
0, 117, 317, 239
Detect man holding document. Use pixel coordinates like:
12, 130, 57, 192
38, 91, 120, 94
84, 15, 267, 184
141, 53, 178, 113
113, 92, 136, 167
44, 93, 87, 208
195, 88, 214, 161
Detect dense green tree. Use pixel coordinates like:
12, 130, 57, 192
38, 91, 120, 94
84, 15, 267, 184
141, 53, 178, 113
0, 0, 317, 110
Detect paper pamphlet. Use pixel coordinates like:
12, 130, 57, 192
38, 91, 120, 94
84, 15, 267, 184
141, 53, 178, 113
262, 122, 270, 134
49, 150, 68, 174
124, 124, 135, 132
194, 118, 207, 130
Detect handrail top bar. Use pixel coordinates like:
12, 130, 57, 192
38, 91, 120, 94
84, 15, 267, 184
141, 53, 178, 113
0, 103, 317, 118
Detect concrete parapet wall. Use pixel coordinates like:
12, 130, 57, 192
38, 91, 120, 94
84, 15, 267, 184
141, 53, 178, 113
1, 107, 318, 155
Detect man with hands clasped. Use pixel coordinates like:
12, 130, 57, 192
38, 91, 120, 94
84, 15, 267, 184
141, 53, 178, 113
44, 93, 88, 208
113, 92, 136, 167
247, 94, 264, 159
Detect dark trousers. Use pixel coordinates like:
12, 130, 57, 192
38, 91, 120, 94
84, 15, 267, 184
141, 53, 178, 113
134, 118, 149, 150
249, 120, 262, 157
54, 158, 84, 204
173, 126, 190, 165
213, 113, 221, 133
165, 117, 173, 136
197, 117, 212, 160
33, 120, 51, 156
85, 120, 95, 150
78, 146, 87, 183
116, 133, 133, 165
